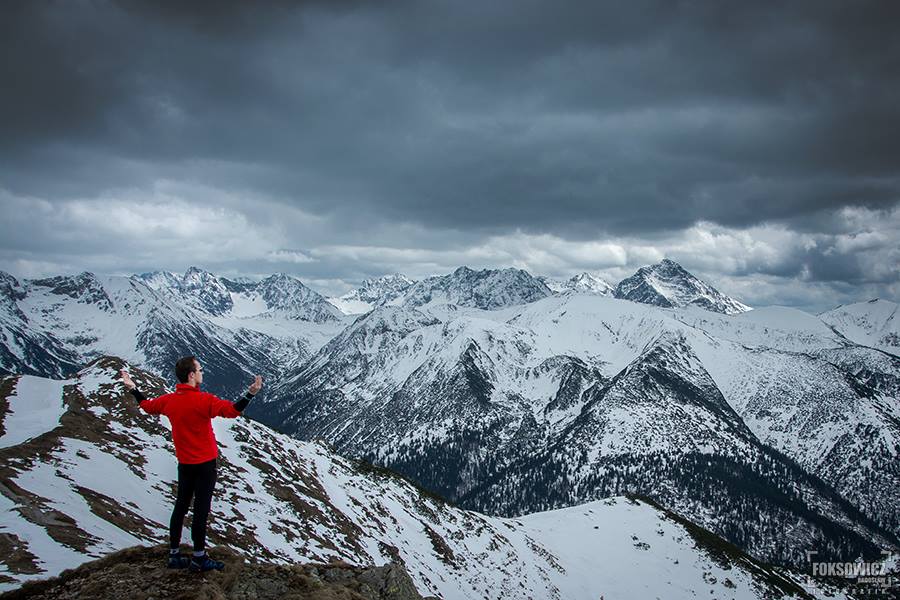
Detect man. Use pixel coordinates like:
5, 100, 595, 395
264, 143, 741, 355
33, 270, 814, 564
120, 356, 262, 572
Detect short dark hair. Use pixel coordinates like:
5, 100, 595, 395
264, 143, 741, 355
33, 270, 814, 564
175, 356, 198, 383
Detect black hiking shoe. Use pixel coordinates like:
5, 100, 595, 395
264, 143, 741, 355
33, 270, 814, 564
167, 553, 190, 569
188, 554, 225, 573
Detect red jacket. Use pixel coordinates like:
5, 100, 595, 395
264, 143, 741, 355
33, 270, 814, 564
139, 383, 241, 464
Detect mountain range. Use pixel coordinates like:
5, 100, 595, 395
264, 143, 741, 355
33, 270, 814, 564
0, 358, 842, 599
255, 287, 899, 569
0, 259, 897, 588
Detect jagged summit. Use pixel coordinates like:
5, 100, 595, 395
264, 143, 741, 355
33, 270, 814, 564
329, 274, 416, 315
396, 266, 552, 310
345, 274, 415, 304
562, 272, 614, 295
133, 267, 233, 314
0, 271, 24, 300
133, 270, 181, 291
178, 266, 233, 315
252, 273, 342, 322
614, 258, 750, 315
29, 272, 113, 310
134, 268, 342, 323
538, 272, 614, 295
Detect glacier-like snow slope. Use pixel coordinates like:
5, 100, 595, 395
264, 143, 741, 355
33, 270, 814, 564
0, 376, 70, 449
819, 298, 900, 356
0, 360, 828, 600
262, 291, 900, 567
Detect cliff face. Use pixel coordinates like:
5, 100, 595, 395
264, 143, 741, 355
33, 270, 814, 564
0, 545, 432, 600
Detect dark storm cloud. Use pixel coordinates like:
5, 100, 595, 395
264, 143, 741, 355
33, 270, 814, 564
1, 0, 898, 308
3, 0, 899, 234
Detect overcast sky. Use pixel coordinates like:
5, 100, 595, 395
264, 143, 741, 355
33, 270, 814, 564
1, 0, 898, 312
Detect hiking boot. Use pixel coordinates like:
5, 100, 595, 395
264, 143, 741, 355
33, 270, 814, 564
167, 553, 190, 569
188, 554, 225, 573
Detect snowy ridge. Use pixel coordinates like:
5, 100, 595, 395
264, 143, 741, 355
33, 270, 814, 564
392, 266, 553, 311
0, 359, 829, 599
139, 268, 344, 323
819, 298, 900, 356
329, 274, 416, 315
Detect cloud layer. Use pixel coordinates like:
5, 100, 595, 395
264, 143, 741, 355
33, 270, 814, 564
1, 0, 898, 311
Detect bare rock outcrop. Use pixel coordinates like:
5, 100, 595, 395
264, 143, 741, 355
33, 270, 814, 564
0, 545, 436, 600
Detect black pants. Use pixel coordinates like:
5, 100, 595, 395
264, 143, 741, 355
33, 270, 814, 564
170, 459, 217, 552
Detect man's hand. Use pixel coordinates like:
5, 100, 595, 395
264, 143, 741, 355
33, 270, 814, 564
248, 375, 263, 396
120, 369, 136, 390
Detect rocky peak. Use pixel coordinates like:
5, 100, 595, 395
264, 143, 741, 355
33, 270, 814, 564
401, 267, 552, 310
257, 274, 342, 322
132, 271, 182, 292
29, 272, 113, 311
613, 259, 749, 315
0, 271, 25, 302
178, 266, 233, 315
343, 274, 415, 304
563, 272, 614, 295
3, 545, 432, 600
0, 271, 27, 322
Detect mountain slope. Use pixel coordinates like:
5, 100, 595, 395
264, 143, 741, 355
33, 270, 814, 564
819, 298, 899, 356
460, 334, 894, 565
259, 293, 900, 568
0, 359, 824, 599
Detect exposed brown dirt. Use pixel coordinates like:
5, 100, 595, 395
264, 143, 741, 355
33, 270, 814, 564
0, 376, 16, 440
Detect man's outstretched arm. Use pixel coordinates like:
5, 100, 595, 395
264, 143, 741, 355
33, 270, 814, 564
120, 369, 164, 414
209, 375, 263, 418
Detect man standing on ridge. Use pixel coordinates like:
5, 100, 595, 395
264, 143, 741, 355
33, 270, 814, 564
120, 356, 262, 572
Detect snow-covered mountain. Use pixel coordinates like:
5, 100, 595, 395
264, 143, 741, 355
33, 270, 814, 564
3, 262, 897, 587
539, 272, 615, 296
562, 271, 615, 295
819, 298, 899, 356
0, 269, 349, 400
391, 266, 553, 311
224, 272, 345, 323
257, 293, 900, 569
328, 274, 415, 315
137, 267, 344, 323
132, 270, 182, 291
0, 358, 837, 599
0, 272, 81, 379
614, 259, 751, 314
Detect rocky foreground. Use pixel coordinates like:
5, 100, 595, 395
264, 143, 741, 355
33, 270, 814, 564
0, 545, 432, 600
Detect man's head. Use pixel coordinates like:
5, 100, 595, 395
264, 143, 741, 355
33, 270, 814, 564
175, 355, 203, 387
